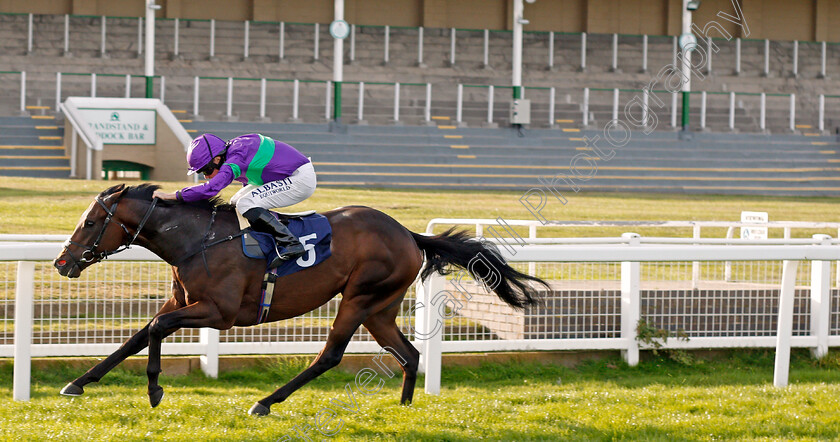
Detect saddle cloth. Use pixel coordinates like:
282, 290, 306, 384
240, 212, 332, 277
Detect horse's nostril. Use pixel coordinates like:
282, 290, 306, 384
57, 260, 67, 266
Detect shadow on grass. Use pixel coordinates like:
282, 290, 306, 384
4, 349, 840, 401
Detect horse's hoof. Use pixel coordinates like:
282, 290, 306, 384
60, 383, 84, 396
248, 402, 270, 416
149, 387, 164, 408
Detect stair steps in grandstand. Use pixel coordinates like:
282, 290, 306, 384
0, 115, 70, 178
180, 121, 840, 196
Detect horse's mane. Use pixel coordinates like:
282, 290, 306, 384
99, 183, 235, 212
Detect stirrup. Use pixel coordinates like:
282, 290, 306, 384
268, 243, 305, 268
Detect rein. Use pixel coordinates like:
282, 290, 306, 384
172, 207, 243, 276
64, 197, 159, 266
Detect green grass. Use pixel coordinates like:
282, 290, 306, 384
1, 351, 840, 441
3, 176, 840, 236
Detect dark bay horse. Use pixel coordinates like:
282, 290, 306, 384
53, 184, 548, 415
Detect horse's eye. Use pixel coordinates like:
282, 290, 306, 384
84, 220, 95, 228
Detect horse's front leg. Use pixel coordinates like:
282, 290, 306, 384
146, 301, 226, 407
60, 297, 181, 397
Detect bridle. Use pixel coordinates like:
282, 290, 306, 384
62, 196, 159, 268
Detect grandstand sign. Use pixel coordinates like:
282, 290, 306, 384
740, 211, 768, 240
79, 108, 156, 145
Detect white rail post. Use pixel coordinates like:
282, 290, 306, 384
27, 13, 33, 54
70, 126, 77, 177
173, 18, 179, 58
450, 28, 456, 66
789, 93, 796, 132
735, 37, 741, 75
760, 93, 766, 131
90, 73, 96, 98
620, 233, 641, 366
528, 226, 537, 276
393, 82, 400, 122
100, 16, 107, 57
209, 19, 215, 58
325, 80, 331, 121
384, 25, 390, 64
692, 224, 700, 289
729, 92, 735, 130
243, 20, 250, 59
583, 88, 589, 126
137, 17, 143, 58
706, 37, 713, 73
425, 83, 432, 124
724, 226, 734, 282
199, 328, 219, 378
671, 91, 677, 128
792, 40, 798, 77
357, 81, 365, 121
13, 261, 35, 401
642, 89, 649, 128
642, 34, 648, 72
549, 87, 556, 127
612, 88, 619, 121
193, 76, 200, 116
672, 35, 678, 66
819, 41, 827, 78
125, 74, 131, 98
547, 31, 554, 70
819, 94, 825, 132
700, 90, 707, 129
19, 71, 26, 113
580, 32, 587, 70
259, 78, 267, 119
279, 22, 285, 60
774, 260, 800, 388
292, 79, 300, 121
810, 234, 832, 359
484, 29, 490, 68
417, 272, 444, 395
160, 76, 165, 103
487, 85, 494, 124
763, 39, 770, 76
418, 26, 424, 66
313, 23, 320, 60
63, 14, 70, 55
456, 84, 463, 124
349, 24, 355, 62
611, 33, 618, 71
55, 72, 62, 109
226, 77, 233, 117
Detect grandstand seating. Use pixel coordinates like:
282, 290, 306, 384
2, 13, 840, 134
1, 13, 839, 193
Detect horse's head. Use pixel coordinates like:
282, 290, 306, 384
54, 184, 145, 278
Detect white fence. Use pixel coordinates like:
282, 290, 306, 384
3, 231, 840, 400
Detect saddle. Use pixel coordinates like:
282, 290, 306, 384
239, 211, 332, 324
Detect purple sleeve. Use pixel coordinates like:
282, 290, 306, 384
177, 166, 235, 202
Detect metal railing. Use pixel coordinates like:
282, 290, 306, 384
4, 230, 840, 400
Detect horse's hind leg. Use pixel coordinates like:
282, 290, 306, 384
362, 303, 420, 405
249, 299, 369, 416
59, 297, 181, 397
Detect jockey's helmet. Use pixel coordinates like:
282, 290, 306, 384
187, 133, 227, 175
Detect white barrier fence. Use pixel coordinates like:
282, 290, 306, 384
3, 233, 840, 401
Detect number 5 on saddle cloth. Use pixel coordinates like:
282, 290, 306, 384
239, 211, 332, 324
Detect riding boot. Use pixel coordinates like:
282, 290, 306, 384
243, 208, 305, 267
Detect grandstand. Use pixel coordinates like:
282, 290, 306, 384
1, 1, 839, 195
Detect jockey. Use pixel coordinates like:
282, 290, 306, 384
153, 133, 315, 267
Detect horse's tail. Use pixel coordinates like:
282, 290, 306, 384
410, 228, 549, 310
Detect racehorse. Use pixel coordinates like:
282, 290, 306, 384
53, 183, 549, 415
